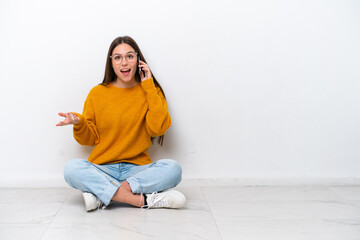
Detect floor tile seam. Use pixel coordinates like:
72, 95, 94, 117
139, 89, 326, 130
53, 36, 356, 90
201, 186, 224, 240
38, 190, 72, 240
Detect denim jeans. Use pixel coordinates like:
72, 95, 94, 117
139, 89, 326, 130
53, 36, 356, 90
63, 159, 182, 206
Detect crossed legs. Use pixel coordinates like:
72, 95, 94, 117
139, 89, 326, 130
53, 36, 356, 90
111, 180, 144, 207
64, 159, 182, 208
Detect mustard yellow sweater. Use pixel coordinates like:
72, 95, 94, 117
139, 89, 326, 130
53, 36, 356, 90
72, 78, 171, 165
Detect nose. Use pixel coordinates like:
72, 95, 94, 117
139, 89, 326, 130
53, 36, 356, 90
121, 57, 129, 65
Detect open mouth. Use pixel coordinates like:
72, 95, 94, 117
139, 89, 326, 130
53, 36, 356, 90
120, 69, 131, 77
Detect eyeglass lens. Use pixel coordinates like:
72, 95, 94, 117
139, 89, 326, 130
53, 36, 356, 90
111, 53, 137, 64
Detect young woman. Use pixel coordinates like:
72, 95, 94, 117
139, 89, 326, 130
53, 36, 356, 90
56, 36, 185, 211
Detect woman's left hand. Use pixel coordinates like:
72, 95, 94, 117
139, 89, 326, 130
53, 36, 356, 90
138, 60, 152, 82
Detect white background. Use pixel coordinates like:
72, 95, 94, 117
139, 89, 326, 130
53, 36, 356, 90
0, 0, 359, 186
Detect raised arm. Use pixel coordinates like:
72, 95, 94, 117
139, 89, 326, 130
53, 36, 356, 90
71, 93, 100, 146
56, 92, 99, 146
56, 112, 80, 126
141, 78, 172, 137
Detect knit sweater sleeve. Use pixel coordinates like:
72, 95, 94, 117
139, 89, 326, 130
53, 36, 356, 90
72, 91, 100, 146
141, 78, 172, 137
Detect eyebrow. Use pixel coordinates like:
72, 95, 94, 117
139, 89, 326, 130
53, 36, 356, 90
112, 51, 136, 55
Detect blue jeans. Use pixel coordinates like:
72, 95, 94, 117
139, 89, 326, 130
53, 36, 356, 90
63, 159, 182, 206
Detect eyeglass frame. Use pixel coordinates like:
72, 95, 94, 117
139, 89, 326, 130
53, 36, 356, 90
110, 51, 138, 64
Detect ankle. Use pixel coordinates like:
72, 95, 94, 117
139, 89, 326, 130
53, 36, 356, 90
121, 181, 132, 192
112, 187, 145, 208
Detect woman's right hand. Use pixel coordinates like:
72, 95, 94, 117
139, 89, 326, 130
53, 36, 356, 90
56, 112, 80, 126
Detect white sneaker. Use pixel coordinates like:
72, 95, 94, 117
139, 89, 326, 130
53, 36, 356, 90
82, 192, 104, 212
144, 189, 186, 209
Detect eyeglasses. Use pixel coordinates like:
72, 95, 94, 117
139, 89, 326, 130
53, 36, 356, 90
110, 52, 137, 64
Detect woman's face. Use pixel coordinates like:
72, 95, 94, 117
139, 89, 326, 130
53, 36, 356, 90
111, 43, 138, 84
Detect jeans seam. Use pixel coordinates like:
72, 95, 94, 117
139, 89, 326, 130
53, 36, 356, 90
90, 162, 121, 189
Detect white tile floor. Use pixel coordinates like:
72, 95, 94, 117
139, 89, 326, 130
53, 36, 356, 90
1, 186, 360, 240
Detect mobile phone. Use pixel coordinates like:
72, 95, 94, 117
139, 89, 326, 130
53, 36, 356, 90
137, 56, 145, 76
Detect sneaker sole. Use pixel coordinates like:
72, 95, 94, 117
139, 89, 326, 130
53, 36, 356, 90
83, 192, 98, 212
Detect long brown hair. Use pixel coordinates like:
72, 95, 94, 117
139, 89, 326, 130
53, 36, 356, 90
101, 36, 166, 146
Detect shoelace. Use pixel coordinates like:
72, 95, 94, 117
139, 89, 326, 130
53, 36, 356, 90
94, 196, 106, 210
97, 200, 105, 210
142, 192, 168, 209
